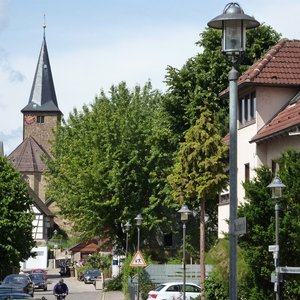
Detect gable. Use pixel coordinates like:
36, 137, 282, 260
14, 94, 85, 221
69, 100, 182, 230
251, 91, 300, 143
69, 240, 99, 253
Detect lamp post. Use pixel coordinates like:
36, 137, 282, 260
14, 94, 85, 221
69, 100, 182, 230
53, 229, 58, 266
208, 3, 259, 300
267, 176, 286, 300
124, 221, 132, 257
178, 204, 192, 300
134, 213, 143, 300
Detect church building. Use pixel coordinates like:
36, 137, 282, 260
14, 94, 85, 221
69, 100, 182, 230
8, 25, 62, 247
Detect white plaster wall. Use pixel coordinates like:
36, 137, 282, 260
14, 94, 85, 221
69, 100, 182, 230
265, 135, 300, 164
218, 203, 229, 238
256, 87, 297, 130
237, 123, 257, 205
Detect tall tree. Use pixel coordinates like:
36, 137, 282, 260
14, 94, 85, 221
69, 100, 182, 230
239, 150, 300, 299
0, 156, 35, 276
163, 25, 281, 142
168, 105, 228, 295
46, 82, 177, 250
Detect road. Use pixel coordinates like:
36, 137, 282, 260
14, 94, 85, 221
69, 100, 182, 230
35, 269, 102, 300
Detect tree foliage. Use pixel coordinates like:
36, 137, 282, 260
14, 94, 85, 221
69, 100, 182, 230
0, 156, 35, 275
167, 104, 228, 268
239, 150, 300, 299
168, 105, 228, 206
46, 82, 177, 249
163, 25, 281, 141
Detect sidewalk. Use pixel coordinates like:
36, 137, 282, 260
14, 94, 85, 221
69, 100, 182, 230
102, 291, 125, 300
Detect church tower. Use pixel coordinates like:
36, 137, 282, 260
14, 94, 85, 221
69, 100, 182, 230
8, 24, 59, 244
9, 24, 61, 204
21, 24, 62, 155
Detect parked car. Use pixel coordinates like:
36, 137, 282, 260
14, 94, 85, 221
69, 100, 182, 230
83, 268, 101, 284
0, 274, 34, 297
146, 282, 201, 300
29, 273, 47, 291
0, 292, 32, 299
0, 293, 47, 300
31, 269, 47, 280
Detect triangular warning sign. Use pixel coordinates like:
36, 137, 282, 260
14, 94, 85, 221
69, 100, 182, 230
130, 250, 147, 267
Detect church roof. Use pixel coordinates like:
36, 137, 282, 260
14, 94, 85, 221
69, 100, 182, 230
8, 136, 50, 172
21, 30, 61, 114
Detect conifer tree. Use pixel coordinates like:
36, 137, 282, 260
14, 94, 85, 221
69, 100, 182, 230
168, 105, 228, 293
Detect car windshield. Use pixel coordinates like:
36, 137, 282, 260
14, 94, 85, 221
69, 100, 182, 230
154, 284, 166, 291
3, 276, 26, 285
29, 274, 44, 280
86, 269, 99, 275
32, 269, 45, 274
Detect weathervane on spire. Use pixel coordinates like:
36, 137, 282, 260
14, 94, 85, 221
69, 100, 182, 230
43, 14, 46, 38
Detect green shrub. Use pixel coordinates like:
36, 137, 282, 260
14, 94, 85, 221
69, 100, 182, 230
106, 273, 123, 291
204, 275, 228, 300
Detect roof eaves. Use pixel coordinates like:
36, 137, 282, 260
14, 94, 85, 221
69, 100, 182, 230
250, 124, 299, 144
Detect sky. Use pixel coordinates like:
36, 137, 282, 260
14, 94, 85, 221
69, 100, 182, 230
1, 0, 300, 155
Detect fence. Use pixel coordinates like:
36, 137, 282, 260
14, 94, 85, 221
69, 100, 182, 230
128, 264, 212, 299
132, 264, 212, 285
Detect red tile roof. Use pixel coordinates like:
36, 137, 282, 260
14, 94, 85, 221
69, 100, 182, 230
221, 39, 300, 97
251, 91, 300, 143
239, 39, 300, 87
8, 136, 50, 172
222, 39, 300, 143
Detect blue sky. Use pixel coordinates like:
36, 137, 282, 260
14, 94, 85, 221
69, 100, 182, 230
1, 0, 300, 154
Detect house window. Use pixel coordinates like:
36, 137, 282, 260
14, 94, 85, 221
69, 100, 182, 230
245, 163, 250, 182
239, 92, 256, 127
271, 160, 278, 176
37, 116, 45, 124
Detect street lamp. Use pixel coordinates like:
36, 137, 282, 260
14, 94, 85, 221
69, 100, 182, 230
178, 204, 192, 300
124, 221, 132, 257
208, 3, 259, 300
267, 176, 286, 300
134, 213, 143, 300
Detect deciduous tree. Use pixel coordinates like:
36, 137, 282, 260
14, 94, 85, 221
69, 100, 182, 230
0, 156, 35, 276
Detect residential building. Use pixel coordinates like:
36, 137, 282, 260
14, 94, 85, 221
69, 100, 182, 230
218, 39, 300, 237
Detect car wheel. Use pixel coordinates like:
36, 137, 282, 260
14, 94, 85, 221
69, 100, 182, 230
44, 286, 47, 291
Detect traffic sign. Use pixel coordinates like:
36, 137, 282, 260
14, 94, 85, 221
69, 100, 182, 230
130, 251, 147, 267
279, 266, 300, 274
234, 217, 246, 235
268, 245, 279, 252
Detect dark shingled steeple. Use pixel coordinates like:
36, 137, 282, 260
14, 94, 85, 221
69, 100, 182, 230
21, 27, 61, 114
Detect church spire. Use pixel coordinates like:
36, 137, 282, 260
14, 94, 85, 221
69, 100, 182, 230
21, 22, 61, 114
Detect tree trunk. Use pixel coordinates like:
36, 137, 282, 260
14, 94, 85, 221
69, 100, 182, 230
200, 201, 206, 300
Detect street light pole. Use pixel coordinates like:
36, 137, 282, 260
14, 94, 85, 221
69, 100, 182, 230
267, 177, 286, 300
208, 3, 259, 299
124, 221, 131, 257
178, 204, 192, 300
135, 214, 143, 300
